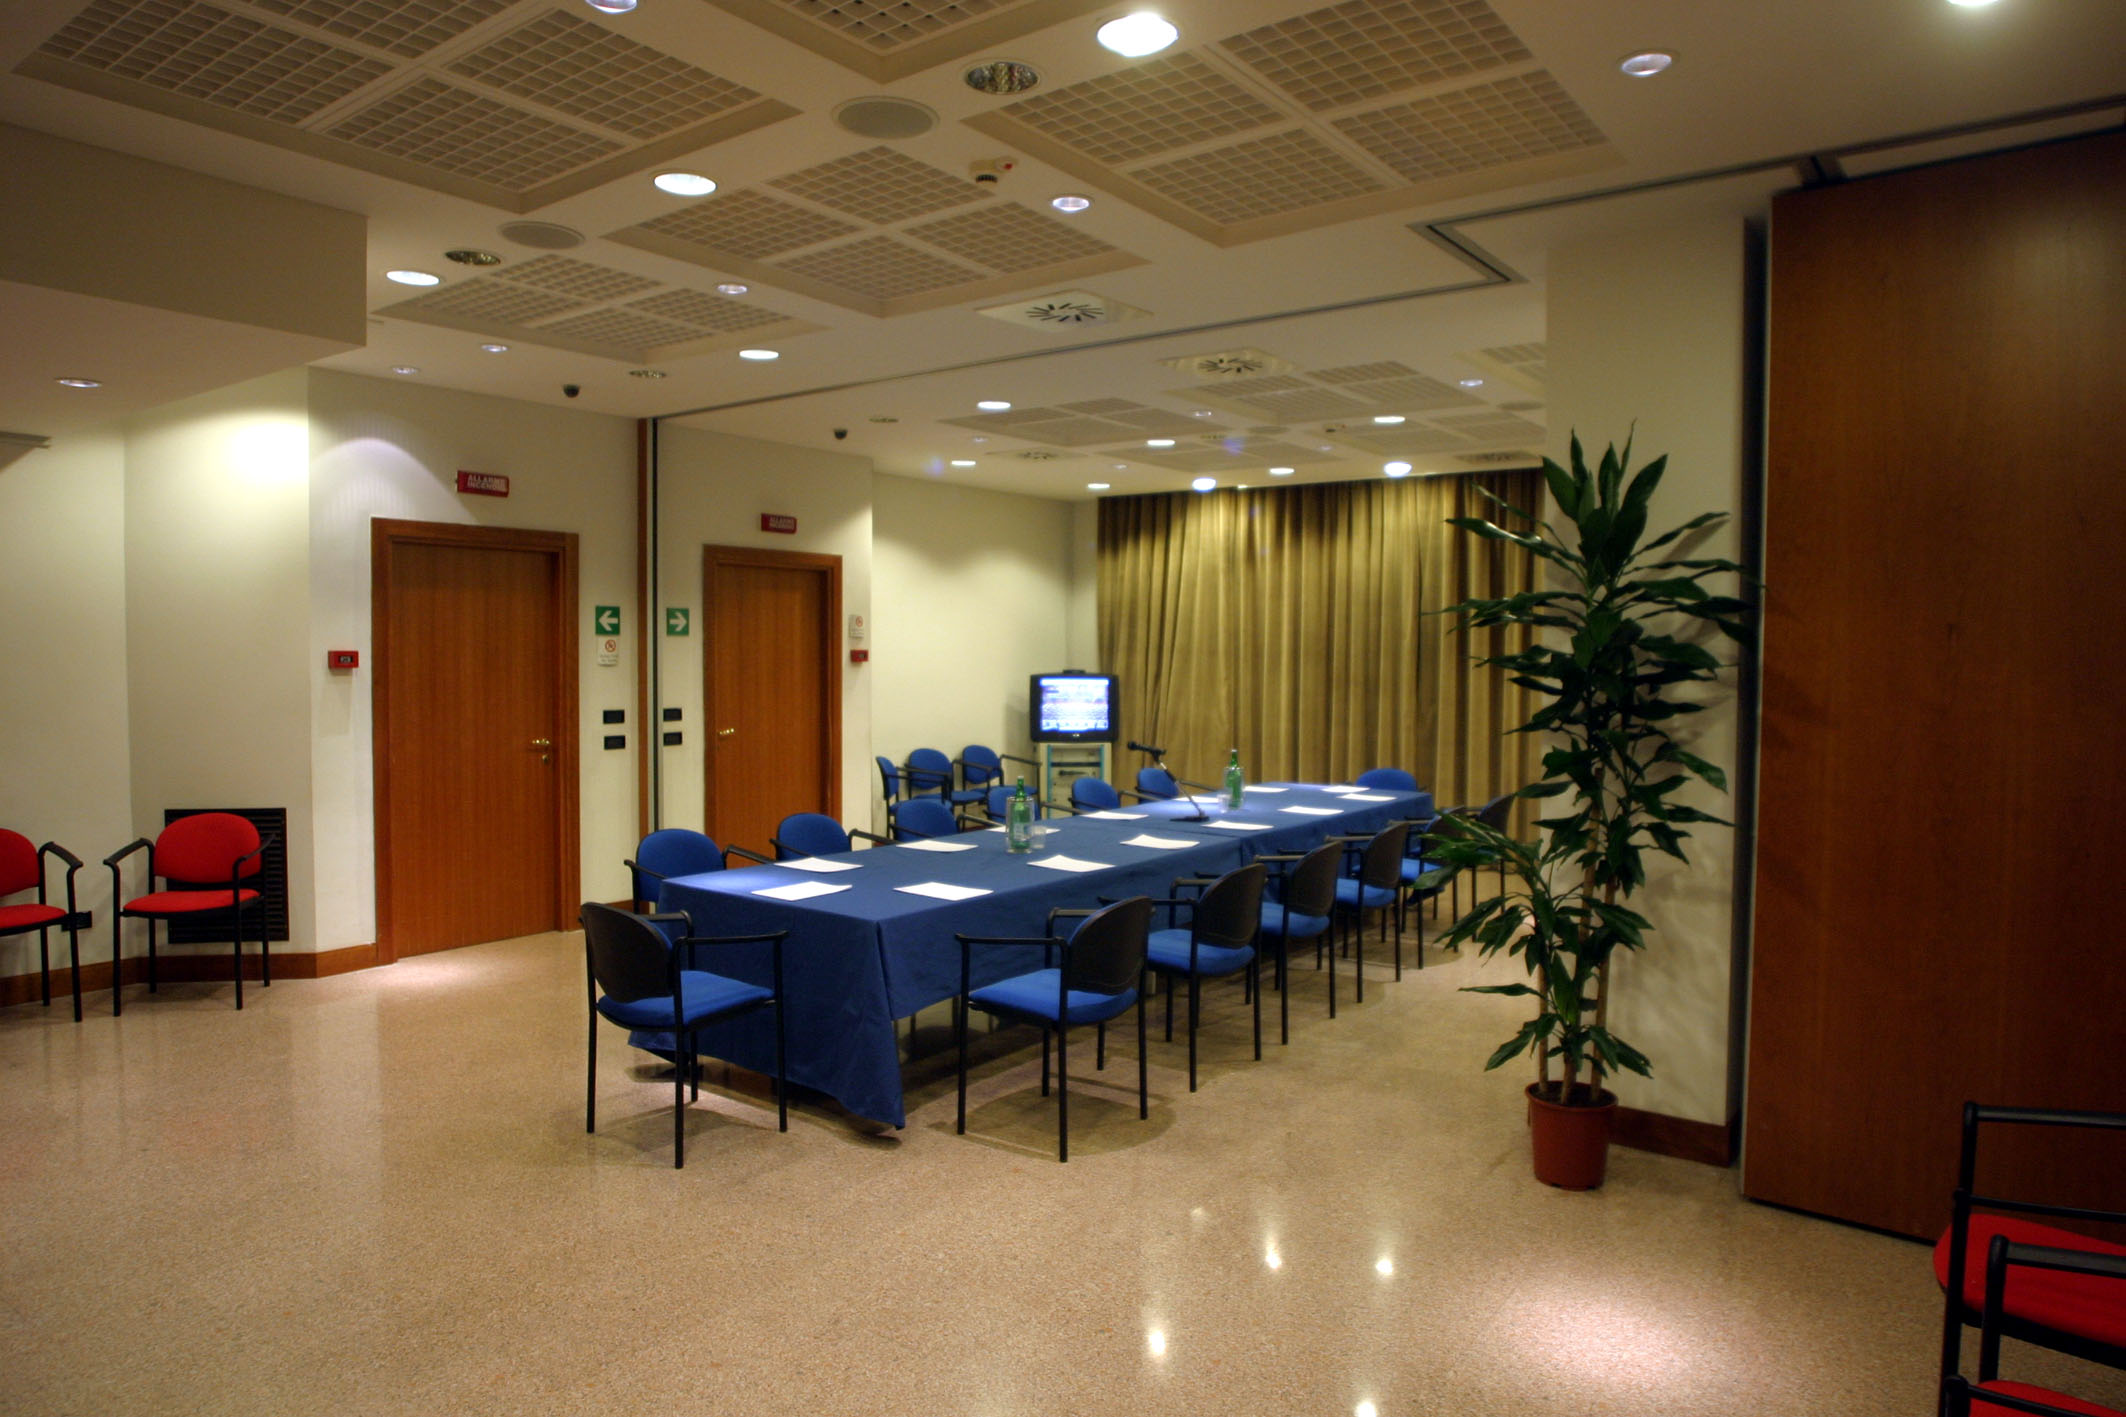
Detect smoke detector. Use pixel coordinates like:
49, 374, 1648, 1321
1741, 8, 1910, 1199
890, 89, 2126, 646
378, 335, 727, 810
1157, 348, 1298, 380
834, 97, 937, 140
497, 221, 584, 250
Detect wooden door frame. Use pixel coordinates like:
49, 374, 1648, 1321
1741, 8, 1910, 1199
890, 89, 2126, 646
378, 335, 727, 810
372, 518, 581, 964
701, 544, 842, 837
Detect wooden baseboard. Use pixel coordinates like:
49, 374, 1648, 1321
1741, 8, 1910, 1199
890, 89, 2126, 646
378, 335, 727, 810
1614, 1105, 1736, 1168
2, 942, 381, 1008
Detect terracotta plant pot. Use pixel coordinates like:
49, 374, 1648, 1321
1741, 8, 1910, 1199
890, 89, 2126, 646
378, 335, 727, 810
1526, 1081, 1617, 1189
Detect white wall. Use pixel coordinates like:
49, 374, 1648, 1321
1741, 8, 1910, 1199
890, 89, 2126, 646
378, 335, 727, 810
125, 371, 317, 951
0, 430, 132, 977
1066, 499, 1100, 669
870, 473, 1076, 820
307, 369, 640, 943
653, 423, 875, 837
1545, 214, 1754, 1128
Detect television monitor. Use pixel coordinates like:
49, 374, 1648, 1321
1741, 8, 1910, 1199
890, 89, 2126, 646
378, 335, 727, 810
1029, 672, 1119, 744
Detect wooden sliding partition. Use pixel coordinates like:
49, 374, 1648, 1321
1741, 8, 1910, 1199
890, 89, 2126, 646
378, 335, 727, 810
1744, 132, 2126, 1239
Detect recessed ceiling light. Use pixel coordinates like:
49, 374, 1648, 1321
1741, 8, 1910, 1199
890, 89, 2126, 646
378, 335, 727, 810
950, 459, 977, 467
738, 348, 779, 361
479, 342, 509, 353
965, 60, 1040, 96
653, 171, 716, 196
1147, 438, 1176, 447
868, 415, 898, 423
629, 368, 667, 379
1190, 476, 1217, 492
1191, 409, 1214, 418
386, 269, 440, 286
444, 248, 502, 267
1373, 414, 1405, 425
1087, 482, 1110, 490
1946, 0, 2000, 7
1458, 377, 1485, 388
1619, 50, 1674, 76
1097, 12, 1178, 57
1051, 194, 1092, 213
56, 377, 101, 388
715, 282, 748, 295
1269, 466, 1294, 476
390, 366, 419, 377
1384, 461, 1413, 477
976, 399, 1012, 411
585, 0, 636, 12
1113, 463, 1129, 469
1356, 1404, 1379, 1417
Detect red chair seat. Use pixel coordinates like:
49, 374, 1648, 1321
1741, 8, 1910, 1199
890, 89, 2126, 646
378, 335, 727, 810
0, 901, 66, 932
1973, 1380, 2125, 1417
1936, 1215, 2126, 1348
122, 889, 260, 916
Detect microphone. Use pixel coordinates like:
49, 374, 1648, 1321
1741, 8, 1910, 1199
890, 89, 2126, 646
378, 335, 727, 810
1127, 740, 1166, 758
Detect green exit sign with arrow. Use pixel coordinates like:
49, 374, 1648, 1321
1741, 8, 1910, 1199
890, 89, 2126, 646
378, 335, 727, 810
665, 608, 690, 636
594, 605, 620, 636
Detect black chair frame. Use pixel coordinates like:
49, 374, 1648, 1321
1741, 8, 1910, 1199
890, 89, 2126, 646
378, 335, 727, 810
624, 840, 771, 910
769, 823, 887, 859
955, 897, 1151, 1163
1328, 822, 1412, 1007
1255, 841, 1342, 1043
1938, 1238, 2126, 1417
104, 828, 273, 1013
1142, 863, 1266, 1092
1939, 1104, 2126, 1386
582, 904, 787, 1169
3, 841, 86, 1021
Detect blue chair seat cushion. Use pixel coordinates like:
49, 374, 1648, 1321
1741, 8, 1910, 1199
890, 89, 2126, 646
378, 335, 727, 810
596, 970, 772, 1030
1146, 928, 1255, 977
1257, 902, 1331, 940
969, 970, 1137, 1026
1334, 879, 1399, 911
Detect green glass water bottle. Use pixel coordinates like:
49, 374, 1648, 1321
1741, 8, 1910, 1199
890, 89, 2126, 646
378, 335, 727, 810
1006, 776, 1033, 853
1223, 748, 1244, 810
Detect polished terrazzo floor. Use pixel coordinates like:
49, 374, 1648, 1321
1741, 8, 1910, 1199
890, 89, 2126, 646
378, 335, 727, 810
5, 920, 2121, 1417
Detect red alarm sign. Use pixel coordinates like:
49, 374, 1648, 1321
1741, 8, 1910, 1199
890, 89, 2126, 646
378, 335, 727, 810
760, 513, 797, 534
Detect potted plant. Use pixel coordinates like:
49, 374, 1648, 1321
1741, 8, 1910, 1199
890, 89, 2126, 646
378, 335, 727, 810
1425, 433, 1749, 1188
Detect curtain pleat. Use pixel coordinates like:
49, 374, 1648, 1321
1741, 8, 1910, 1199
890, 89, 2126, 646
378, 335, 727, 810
1097, 472, 1538, 814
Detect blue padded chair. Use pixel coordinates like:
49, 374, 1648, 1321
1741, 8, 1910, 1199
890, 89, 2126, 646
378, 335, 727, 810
906, 747, 984, 812
626, 828, 767, 912
1331, 820, 1412, 1006
580, 902, 785, 1169
1070, 777, 1123, 812
1135, 765, 1179, 800
1253, 840, 1341, 1041
958, 745, 1005, 800
876, 755, 904, 818
1146, 862, 1267, 1092
955, 894, 1152, 1162
771, 812, 886, 860
1357, 766, 1419, 793
892, 798, 960, 841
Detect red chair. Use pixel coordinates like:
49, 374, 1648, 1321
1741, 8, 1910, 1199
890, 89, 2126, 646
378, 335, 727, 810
1940, 1237, 2126, 1417
1, 829, 84, 1021
105, 813, 272, 1013
1937, 1104, 2126, 1394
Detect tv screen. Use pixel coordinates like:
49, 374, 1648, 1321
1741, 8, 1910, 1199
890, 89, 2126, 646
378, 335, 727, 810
1029, 672, 1118, 744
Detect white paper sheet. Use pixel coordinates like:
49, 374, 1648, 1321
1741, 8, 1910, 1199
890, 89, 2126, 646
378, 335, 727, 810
1319, 785, 1363, 795
1241, 785, 1288, 793
774, 856, 860, 873
895, 881, 991, 901
1278, 805, 1340, 816
1120, 833, 1195, 850
1206, 820, 1273, 832
1081, 810, 1146, 820
1025, 854, 1109, 873
1345, 793, 1394, 802
751, 881, 852, 901
897, 838, 978, 853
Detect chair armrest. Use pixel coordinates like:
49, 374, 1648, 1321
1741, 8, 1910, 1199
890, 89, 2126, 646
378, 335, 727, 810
1969, 1104, 2126, 1132
41, 842, 84, 873
673, 929, 789, 949
724, 845, 772, 866
644, 910, 694, 931
849, 828, 889, 847
624, 857, 668, 883
998, 752, 1041, 768
104, 837, 152, 869
955, 933, 1063, 948
1042, 799, 1079, 815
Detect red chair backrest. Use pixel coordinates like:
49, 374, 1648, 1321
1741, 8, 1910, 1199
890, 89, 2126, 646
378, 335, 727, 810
156, 813, 261, 885
0, 829, 37, 897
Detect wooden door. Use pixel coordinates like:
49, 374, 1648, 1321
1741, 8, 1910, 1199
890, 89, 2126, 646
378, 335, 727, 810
374, 520, 579, 958
702, 547, 839, 857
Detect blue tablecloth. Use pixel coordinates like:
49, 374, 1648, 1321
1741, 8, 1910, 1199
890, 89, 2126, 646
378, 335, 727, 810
645, 784, 1430, 1126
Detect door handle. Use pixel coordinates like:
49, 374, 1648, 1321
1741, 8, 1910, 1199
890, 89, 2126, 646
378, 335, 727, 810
531, 736, 552, 764
717, 727, 736, 737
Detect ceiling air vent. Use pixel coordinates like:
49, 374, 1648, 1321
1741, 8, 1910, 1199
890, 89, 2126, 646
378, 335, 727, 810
977, 290, 1146, 330
1158, 347, 1298, 380
999, 448, 1080, 461
1459, 451, 1539, 465
834, 96, 938, 139
498, 220, 585, 250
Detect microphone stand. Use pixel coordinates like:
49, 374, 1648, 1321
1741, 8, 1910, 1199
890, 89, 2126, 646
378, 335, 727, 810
1129, 740, 1213, 822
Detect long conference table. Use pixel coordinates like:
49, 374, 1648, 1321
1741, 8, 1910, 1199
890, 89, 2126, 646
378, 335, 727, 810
647, 782, 1433, 1127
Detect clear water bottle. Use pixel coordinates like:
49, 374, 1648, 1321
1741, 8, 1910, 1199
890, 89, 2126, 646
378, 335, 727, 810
1223, 748, 1244, 810
1006, 776, 1033, 853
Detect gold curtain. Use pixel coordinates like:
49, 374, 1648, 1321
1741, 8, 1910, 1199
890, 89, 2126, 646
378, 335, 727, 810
1097, 471, 1538, 813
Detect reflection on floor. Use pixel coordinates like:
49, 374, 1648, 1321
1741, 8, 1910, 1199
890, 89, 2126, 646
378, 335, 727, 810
5, 923, 2121, 1417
